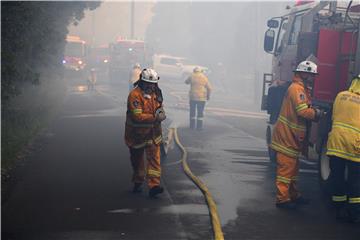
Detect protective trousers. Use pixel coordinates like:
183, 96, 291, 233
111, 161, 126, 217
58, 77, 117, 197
129, 144, 161, 189
330, 156, 360, 216
276, 152, 301, 203
189, 100, 206, 130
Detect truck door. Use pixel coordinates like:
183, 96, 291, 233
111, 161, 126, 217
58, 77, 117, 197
276, 14, 303, 81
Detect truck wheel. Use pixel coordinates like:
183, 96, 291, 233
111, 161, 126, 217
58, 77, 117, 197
266, 125, 276, 164
318, 143, 331, 194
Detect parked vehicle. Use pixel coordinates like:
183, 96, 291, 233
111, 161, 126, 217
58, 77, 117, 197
63, 35, 87, 75
88, 44, 109, 73
153, 54, 209, 81
108, 37, 147, 82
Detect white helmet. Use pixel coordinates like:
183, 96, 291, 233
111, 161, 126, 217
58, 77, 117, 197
294, 61, 318, 74
134, 63, 141, 69
141, 68, 160, 83
193, 66, 202, 73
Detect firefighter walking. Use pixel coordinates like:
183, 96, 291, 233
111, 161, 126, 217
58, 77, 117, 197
271, 61, 324, 209
124, 68, 166, 198
326, 75, 360, 223
185, 67, 212, 130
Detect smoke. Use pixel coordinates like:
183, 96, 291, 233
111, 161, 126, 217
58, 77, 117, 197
146, 2, 289, 105
69, 1, 290, 107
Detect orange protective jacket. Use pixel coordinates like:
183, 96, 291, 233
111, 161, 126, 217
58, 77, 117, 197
271, 75, 316, 158
125, 87, 163, 148
185, 72, 212, 101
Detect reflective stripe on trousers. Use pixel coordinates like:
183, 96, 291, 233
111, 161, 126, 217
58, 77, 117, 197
276, 151, 300, 203
190, 100, 206, 129
129, 144, 161, 188
329, 156, 360, 213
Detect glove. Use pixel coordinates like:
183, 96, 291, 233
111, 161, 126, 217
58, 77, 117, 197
155, 107, 166, 122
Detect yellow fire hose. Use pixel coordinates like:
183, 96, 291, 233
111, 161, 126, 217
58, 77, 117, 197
171, 127, 224, 240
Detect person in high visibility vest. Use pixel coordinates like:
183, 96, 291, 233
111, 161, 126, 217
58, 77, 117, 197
271, 61, 324, 210
185, 66, 212, 130
326, 75, 360, 223
87, 68, 97, 91
129, 63, 142, 91
124, 68, 166, 198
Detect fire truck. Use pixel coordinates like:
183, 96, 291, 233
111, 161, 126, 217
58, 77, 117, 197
262, 1, 360, 190
63, 35, 87, 75
108, 37, 148, 82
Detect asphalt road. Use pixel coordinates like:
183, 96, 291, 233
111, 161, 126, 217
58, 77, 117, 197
2, 75, 360, 239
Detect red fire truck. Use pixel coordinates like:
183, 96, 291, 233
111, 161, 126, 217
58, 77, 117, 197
108, 37, 148, 82
63, 35, 87, 75
262, 1, 360, 190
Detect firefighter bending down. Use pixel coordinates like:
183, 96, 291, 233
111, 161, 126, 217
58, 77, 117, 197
185, 67, 212, 130
124, 68, 166, 198
87, 68, 97, 91
326, 75, 360, 223
271, 61, 324, 209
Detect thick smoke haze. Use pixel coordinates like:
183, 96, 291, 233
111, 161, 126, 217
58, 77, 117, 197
70, 1, 290, 107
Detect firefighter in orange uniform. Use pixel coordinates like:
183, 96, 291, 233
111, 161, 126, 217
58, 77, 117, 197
125, 68, 166, 198
326, 76, 360, 223
271, 61, 323, 209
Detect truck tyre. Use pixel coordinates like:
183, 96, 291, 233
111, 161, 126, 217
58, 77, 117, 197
318, 142, 331, 194
266, 125, 276, 164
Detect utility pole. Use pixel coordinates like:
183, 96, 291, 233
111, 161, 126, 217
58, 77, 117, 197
91, 11, 96, 47
254, 1, 261, 106
130, 0, 135, 39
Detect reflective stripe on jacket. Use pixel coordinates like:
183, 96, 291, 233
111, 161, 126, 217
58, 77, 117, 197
271, 75, 316, 158
185, 72, 212, 101
326, 90, 360, 162
125, 87, 163, 148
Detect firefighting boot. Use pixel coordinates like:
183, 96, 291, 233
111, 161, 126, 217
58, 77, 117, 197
347, 208, 360, 223
335, 206, 348, 221
196, 119, 203, 130
293, 197, 310, 205
348, 213, 360, 223
132, 183, 143, 193
276, 201, 297, 210
149, 186, 164, 198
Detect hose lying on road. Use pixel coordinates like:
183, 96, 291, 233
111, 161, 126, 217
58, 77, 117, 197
172, 127, 224, 240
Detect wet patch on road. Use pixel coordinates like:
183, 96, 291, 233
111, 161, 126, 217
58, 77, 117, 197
224, 149, 269, 157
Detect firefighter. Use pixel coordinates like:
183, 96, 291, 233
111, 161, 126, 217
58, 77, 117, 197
87, 68, 97, 91
326, 75, 360, 223
271, 61, 324, 209
124, 68, 166, 198
185, 66, 212, 130
129, 63, 142, 91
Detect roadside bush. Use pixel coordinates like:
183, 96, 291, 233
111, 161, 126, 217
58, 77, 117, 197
1, 1, 100, 170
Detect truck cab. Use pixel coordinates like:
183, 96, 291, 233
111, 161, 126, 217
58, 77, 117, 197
108, 38, 147, 82
63, 35, 87, 74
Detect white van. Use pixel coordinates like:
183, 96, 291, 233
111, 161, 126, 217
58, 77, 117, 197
153, 54, 209, 80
